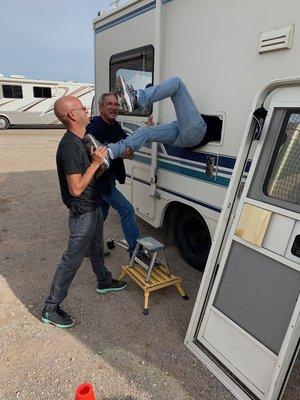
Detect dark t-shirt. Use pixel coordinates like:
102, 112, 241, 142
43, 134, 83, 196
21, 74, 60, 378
86, 116, 127, 194
56, 131, 101, 214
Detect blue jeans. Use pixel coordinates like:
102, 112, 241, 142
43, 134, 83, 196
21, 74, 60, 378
109, 77, 207, 158
45, 208, 112, 309
101, 177, 140, 257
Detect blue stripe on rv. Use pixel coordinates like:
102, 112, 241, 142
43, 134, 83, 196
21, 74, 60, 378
133, 153, 231, 187
126, 174, 222, 213
138, 149, 229, 174
95, 0, 173, 34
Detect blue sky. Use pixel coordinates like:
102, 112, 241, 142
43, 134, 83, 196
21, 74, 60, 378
1, 0, 126, 83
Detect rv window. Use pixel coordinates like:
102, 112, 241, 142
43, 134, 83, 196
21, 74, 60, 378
2, 85, 23, 99
110, 45, 154, 116
264, 112, 300, 206
33, 86, 52, 98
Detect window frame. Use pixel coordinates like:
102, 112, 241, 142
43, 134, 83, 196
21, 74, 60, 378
248, 107, 300, 213
2, 84, 23, 99
109, 44, 154, 117
33, 86, 52, 98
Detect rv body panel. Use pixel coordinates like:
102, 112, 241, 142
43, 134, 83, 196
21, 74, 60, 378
93, 0, 300, 268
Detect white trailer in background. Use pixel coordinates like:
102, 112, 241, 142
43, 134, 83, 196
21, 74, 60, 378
0, 75, 94, 129
92, 0, 300, 273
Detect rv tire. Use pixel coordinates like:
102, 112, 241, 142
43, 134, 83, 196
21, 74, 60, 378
0, 116, 10, 130
175, 208, 211, 272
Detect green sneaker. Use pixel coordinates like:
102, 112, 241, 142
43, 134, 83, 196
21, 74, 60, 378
41, 305, 74, 329
97, 279, 127, 294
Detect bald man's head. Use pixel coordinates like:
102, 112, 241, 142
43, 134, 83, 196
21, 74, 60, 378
54, 96, 89, 129
54, 96, 78, 124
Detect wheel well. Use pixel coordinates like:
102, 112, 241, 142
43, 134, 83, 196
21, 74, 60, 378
163, 202, 211, 243
163, 202, 212, 271
0, 115, 10, 128
162, 202, 182, 244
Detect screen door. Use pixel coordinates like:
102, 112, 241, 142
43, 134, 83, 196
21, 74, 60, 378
186, 85, 300, 400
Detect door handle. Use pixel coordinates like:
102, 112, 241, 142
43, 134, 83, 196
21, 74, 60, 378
206, 156, 215, 177
291, 235, 300, 257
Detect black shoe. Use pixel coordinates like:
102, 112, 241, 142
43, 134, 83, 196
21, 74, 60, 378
96, 279, 127, 294
41, 305, 74, 329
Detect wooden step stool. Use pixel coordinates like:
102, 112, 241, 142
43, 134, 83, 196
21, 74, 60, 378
117, 236, 189, 315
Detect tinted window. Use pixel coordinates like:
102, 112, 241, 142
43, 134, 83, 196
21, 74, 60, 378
110, 45, 154, 116
33, 86, 52, 98
2, 85, 23, 98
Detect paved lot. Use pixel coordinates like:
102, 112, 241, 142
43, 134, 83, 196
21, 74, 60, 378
0, 130, 299, 400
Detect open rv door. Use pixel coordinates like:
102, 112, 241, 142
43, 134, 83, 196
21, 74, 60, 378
185, 77, 300, 400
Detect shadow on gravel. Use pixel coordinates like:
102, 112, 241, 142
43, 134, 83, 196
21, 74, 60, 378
0, 169, 299, 400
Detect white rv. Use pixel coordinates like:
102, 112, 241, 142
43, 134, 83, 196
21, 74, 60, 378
92, 0, 300, 272
0, 75, 94, 129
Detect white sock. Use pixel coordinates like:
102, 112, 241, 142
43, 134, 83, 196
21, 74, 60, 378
108, 148, 114, 159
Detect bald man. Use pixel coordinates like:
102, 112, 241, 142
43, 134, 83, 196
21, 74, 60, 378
41, 96, 127, 329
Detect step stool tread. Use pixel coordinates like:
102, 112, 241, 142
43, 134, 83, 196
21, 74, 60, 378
137, 236, 165, 251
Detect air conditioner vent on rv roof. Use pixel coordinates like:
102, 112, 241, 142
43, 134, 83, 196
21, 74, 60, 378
259, 25, 294, 53
9, 74, 26, 79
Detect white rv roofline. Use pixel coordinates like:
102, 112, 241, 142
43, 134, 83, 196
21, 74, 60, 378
93, 0, 142, 25
0, 77, 93, 86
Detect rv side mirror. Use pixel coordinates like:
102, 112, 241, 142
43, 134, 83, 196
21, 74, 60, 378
253, 107, 268, 140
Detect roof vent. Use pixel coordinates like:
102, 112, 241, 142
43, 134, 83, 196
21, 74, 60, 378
9, 74, 26, 79
259, 25, 294, 53
109, 0, 120, 8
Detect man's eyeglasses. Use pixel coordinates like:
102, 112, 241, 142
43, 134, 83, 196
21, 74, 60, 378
70, 106, 87, 112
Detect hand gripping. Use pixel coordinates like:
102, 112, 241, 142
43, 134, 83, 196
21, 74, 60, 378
83, 134, 111, 170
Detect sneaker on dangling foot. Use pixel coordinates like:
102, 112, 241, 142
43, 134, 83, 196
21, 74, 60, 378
115, 75, 137, 114
41, 305, 74, 329
96, 279, 127, 295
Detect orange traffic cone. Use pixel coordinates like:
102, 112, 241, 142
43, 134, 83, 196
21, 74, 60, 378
75, 382, 96, 400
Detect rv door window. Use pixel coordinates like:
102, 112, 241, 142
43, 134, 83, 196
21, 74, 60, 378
249, 108, 300, 213
264, 112, 300, 206
2, 85, 23, 99
33, 86, 52, 98
110, 45, 154, 116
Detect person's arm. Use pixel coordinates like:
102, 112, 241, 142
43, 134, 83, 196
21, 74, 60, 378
66, 147, 107, 197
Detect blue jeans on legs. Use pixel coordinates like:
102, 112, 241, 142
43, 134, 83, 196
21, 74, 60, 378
45, 208, 112, 310
109, 77, 207, 158
101, 176, 140, 257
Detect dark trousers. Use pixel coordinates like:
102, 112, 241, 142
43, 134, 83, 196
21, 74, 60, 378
45, 208, 112, 310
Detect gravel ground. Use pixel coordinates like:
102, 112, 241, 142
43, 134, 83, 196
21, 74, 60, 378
0, 130, 299, 400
